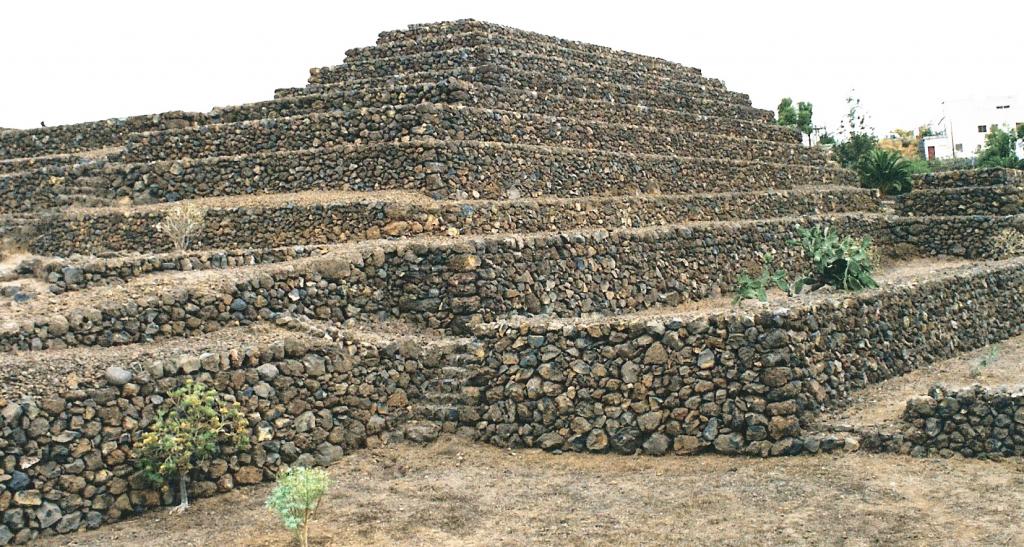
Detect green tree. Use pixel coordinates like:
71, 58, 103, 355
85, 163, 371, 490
797, 101, 814, 145
777, 97, 798, 127
857, 148, 913, 195
833, 133, 878, 168
977, 126, 1021, 168
267, 467, 331, 547
134, 381, 250, 514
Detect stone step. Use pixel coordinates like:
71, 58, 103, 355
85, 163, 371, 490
217, 77, 775, 130
314, 44, 724, 94
898, 184, 1024, 217
101, 139, 854, 206
122, 103, 824, 165
4, 213, 1019, 353
372, 20, 704, 82
280, 64, 753, 112
0, 159, 116, 214
25, 244, 333, 293
0, 155, 76, 175
32, 187, 880, 256
0, 113, 206, 160
346, 29, 704, 83
913, 167, 1023, 190
0, 323, 332, 395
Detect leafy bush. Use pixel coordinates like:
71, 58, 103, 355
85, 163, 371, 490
266, 467, 331, 547
833, 133, 878, 169
732, 253, 790, 304
792, 225, 877, 292
157, 203, 205, 250
977, 126, 1022, 168
857, 148, 913, 195
134, 380, 250, 513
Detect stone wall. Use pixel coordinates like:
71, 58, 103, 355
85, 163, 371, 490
898, 185, 1024, 216
317, 45, 723, 92
31, 189, 878, 256
27, 245, 333, 293
913, 168, 1024, 190
107, 140, 851, 204
341, 29, 705, 83
0, 163, 110, 214
6, 213, 1021, 353
4, 258, 1024, 540
282, 65, 752, 114
124, 104, 818, 164
860, 384, 1024, 459
0, 155, 84, 176
464, 259, 1024, 457
0, 112, 207, 160
0, 327, 467, 541
373, 20, 702, 84
217, 78, 775, 127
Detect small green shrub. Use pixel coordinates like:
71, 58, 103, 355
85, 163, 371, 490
857, 148, 913, 195
733, 253, 790, 304
266, 467, 331, 547
970, 345, 1000, 378
134, 380, 250, 513
792, 225, 877, 292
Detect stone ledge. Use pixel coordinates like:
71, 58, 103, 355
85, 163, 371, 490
4, 213, 1018, 351
316, 44, 722, 91
123, 103, 818, 164
344, 29, 704, 81
104, 139, 852, 205
913, 168, 1024, 190
898, 184, 1024, 216
30, 187, 879, 257
217, 78, 774, 127
281, 64, 752, 112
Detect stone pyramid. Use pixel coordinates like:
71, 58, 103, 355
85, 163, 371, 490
1, 19, 1023, 541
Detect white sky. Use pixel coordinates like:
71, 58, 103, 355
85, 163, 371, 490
1, 0, 1022, 134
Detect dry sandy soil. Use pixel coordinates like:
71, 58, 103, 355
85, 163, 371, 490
45, 436, 1024, 547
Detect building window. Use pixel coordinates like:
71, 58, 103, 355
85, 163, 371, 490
955, 143, 963, 152
978, 125, 987, 133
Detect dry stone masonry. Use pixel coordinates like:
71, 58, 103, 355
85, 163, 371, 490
1, 19, 1024, 542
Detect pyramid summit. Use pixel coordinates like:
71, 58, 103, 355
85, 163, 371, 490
1, 19, 1023, 540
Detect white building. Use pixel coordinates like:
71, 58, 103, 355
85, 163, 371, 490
921, 95, 1023, 160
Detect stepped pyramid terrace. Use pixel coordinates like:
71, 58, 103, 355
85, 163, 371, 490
1, 19, 1024, 542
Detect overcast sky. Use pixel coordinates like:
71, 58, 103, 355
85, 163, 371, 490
2, 0, 1021, 134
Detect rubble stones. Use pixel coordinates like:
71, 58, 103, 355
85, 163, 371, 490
897, 385, 1024, 458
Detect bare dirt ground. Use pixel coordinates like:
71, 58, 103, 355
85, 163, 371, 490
813, 333, 1024, 430
46, 436, 1024, 547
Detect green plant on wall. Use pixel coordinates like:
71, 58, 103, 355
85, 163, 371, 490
134, 380, 250, 513
266, 467, 331, 547
733, 253, 791, 304
792, 225, 877, 292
